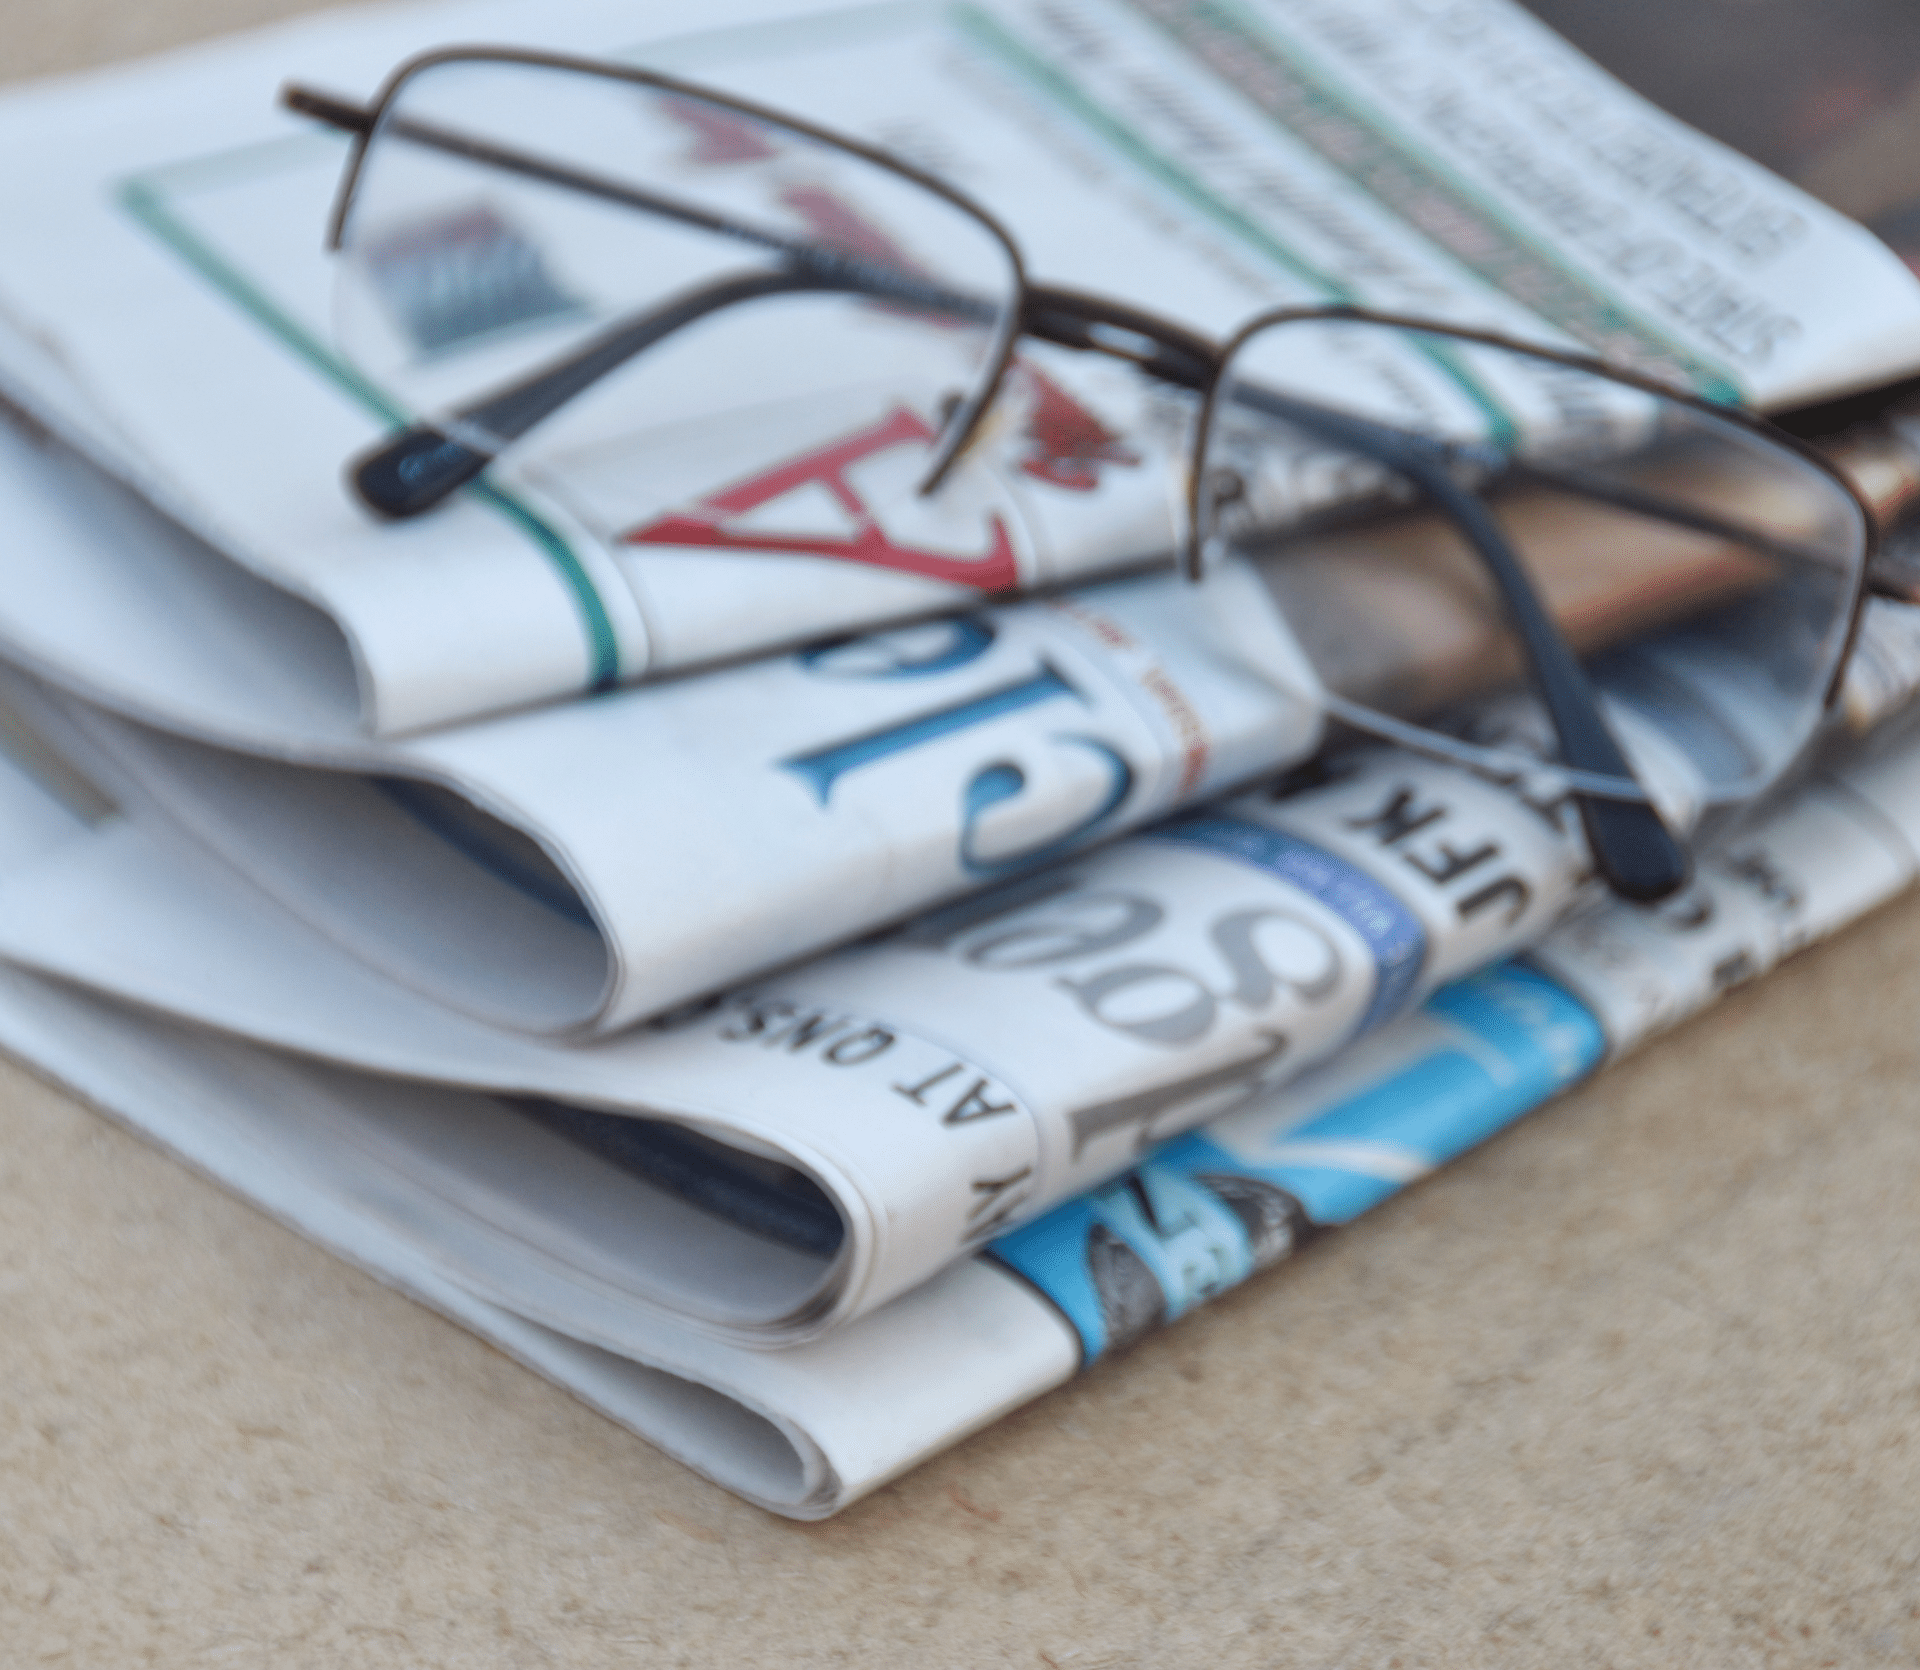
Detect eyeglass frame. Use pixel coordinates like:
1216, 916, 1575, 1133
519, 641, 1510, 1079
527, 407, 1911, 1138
282, 44, 1884, 903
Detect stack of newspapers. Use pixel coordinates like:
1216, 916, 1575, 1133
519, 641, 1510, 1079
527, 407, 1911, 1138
7, 0, 1920, 1518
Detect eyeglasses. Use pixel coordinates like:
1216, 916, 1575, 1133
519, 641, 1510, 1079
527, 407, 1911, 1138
283, 47, 1878, 904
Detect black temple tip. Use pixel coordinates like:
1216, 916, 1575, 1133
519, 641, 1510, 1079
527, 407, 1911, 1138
350, 427, 492, 519
1579, 795, 1692, 903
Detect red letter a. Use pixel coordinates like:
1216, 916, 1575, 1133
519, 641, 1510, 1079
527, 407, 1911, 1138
622, 406, 1021, 589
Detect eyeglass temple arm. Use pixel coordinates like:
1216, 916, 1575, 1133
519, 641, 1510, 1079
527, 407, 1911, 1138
1417, 468, 1690, 900
347, 277, 1190, 521
350, 267, 870, 516
1228, 385, 1688, 899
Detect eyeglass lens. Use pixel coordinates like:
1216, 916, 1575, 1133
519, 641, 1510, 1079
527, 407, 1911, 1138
1198, 316, 1866, 826
331, 55, 1021, 527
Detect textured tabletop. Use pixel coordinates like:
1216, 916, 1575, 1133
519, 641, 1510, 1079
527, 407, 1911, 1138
3, 4, 1919, 1664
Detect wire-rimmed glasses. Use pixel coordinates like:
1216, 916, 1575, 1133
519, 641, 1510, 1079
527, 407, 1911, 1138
283, 47, 1878, 903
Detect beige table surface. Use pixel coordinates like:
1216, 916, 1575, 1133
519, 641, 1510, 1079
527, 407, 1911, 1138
4, 5, 1920, 1664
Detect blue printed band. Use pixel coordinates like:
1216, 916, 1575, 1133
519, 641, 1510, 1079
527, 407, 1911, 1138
990, 961, 1607, 1365
1151, 816, 1427, 1036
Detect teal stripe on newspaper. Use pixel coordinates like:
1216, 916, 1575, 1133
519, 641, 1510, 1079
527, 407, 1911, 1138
114, 177, 622, 692
1119, 0, 1743, 404
990, 960, 1606, 1364
951, 4, 1521, 446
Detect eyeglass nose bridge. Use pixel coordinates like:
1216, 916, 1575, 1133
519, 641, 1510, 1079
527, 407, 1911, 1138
913, 285, 1224, 504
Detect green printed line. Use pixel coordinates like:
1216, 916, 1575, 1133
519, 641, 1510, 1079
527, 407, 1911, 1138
1122, 0, 1742, 404
115, 177, 622, 691
629, 0, 941, 73
471, 483, 620, 688
955, 4, 1347, 298
952, 3, 1517, 443
117, 181, 406, 424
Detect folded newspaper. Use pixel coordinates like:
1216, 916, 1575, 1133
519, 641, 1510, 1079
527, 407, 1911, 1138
0, 692, 1912, 1515
5, 0, 1920, 1523
2, 0, 1917, 733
